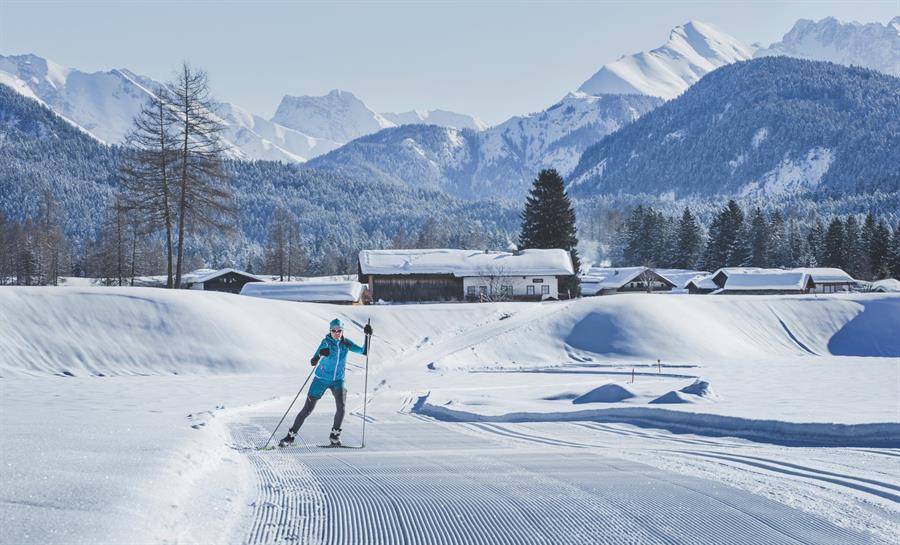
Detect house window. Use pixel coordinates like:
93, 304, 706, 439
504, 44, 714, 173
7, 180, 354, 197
526, 285, 535, 295
541, 285, 550, 295
467, 286, 477, 297
500, 285, 512, 297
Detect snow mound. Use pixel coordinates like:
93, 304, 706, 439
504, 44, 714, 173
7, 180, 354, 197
573, 383, 636, 404
651, 380, 717, 404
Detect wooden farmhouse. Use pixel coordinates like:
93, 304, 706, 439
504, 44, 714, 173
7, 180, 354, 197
182, 268, 263, 294
358, 249, 575, 303
709, 268, 815, 295
240, 281, 366, 305
581, 267, 676, 296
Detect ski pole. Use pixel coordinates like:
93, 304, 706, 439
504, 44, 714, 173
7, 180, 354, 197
262, 366, 315, 450
362, 318, 372, 448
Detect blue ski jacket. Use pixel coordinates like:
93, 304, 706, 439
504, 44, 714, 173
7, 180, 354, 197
312, 335, 365, 382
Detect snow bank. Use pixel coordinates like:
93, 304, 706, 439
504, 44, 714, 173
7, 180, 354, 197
412, 394, 900, 447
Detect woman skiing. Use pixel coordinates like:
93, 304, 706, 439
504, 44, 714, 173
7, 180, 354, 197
279, 318, 373, 447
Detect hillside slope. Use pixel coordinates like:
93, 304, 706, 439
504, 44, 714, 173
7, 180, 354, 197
568, 57, 900, 198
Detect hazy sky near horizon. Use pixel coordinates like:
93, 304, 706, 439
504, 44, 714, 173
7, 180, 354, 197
1, 1, 896, 125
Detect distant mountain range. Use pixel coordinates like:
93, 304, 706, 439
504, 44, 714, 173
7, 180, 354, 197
755, 16, 900, 76
567, 57, 900, 198
0, 83, 517, 268
1, 15, 897, 207
0, 55, 485, 163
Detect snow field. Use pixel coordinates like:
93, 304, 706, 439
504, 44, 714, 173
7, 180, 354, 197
1, 287, 898, 543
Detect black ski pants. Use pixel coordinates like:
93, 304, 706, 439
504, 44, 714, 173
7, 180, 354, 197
289, 386, 346, 433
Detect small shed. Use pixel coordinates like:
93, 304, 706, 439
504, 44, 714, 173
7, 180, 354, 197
183, 268, 264, 294
240, 281, 366, 304
712, 269, 815, 295
655, 269, 711, 293
684, 274, 717, 294
358, 248, 574, 303
581, 267, 676, 296
793, 268, 856, 293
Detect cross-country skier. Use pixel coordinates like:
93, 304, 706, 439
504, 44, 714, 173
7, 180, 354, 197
279, 318, 373, 447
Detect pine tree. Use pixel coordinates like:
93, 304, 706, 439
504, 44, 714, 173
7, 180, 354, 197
889, 222, 900, 279
620, 205, 646, 266
859, 213, 877, 280
673, 207, 702, 269
806, 219, 826, 267
823, 218, 846, 268
843, 215, 862, 277
703, 200, 743, 270
519, 169, 580, 297
739, 207, 769, 267
767, 210, 788, 267
870, 220, 892, 279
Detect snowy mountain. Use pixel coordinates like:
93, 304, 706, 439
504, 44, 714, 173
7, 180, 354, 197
578, 20, 755, 99
0, 53, 338, 163
382, 109, 488, 131
568, 57, 900, 199
305, 92, 660, 200
271, 89, 397, 144
755, 16, 900, 76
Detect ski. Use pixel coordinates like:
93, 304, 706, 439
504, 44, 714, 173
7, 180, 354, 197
318, 444, 364, 449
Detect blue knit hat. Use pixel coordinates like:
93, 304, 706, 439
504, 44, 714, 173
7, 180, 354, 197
329, 318, 343, 330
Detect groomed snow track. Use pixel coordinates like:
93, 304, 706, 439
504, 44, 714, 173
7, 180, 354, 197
231, 415, 883, 545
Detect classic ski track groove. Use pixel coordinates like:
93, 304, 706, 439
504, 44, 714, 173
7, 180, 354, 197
230, 416, 885, 545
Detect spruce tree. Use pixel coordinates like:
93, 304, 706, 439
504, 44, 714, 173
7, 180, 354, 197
823, 218, 846, 268
703, 200, 743, 270
889, 222, 900, 279
674, 207, 702, 269
807, 219, 826, 267
767, 210, 788, 267
860, 213, 877, 280
740, 207, 769, 268
519, 169, 580, 297
843, 215, 861, 277
870, 220, 892, 279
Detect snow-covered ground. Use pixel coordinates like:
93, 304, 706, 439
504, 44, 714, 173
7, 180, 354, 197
1, 287, 898, 544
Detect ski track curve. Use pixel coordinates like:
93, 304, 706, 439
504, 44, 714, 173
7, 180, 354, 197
230, 414, 886, 545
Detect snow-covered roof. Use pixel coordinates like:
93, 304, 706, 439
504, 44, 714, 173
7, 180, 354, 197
684, 274, 717, 290
240, 281, 365, 302
581, 267, 648, 294
791, 267, 855, 284
717, 269, 812, 292
358, 249, 574, 277
656, 269, 710, 290
581, 266, 676, 295
871, 278, 900, 292
188, 268, 264, 284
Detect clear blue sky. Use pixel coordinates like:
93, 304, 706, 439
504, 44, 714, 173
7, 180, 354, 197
1, 0, 896, 125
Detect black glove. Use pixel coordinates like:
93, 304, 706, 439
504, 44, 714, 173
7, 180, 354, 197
364, 324, 373, 336
310, 355, 320, 366
319, 347, 330, 357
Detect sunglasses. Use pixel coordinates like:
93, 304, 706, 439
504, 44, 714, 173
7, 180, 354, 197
330, 328, 343, 333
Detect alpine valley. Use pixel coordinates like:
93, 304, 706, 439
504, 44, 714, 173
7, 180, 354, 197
1, 16, 898, 268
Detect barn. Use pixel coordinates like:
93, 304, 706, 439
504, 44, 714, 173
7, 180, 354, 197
581, 267, 676, 296
182, 268, 263, 294
240, 281, 366, 304
358, 249, 574, 303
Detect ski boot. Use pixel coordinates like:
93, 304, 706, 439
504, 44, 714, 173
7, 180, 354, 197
278, 430, 296, 448
329, 428, 342, 446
